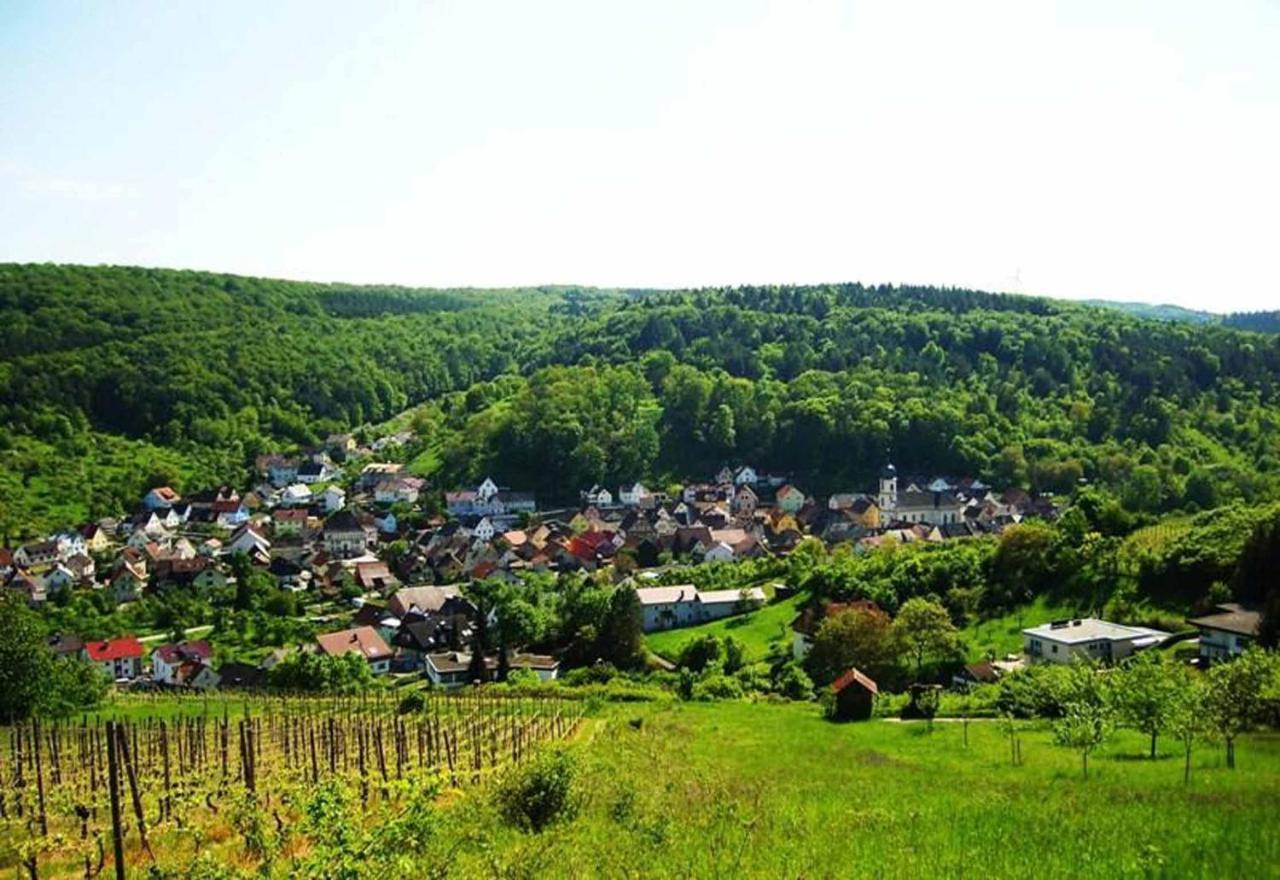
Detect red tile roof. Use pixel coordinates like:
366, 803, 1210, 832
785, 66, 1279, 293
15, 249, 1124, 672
84, 636, 145, 661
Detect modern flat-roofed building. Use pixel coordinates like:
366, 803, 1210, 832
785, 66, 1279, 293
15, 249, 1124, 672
1022, 618, 1167, 665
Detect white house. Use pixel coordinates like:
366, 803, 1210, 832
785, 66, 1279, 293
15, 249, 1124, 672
280, 483, 313, 507
1188, 604, 1262, 662
227, 524, 271, 558
698, 587, 766, 621
619, 482, 650, 507
473, 517, 496, 542
83, 637, 145, 680
583, 484, 614, 506
733, 465, 758, 486
322, 485, 347, 513
152, 640, 213, 685
703, 541, 736, 564
268, 459, 299, 487
1022, 618, 1168, 665
323, 510, 375, 558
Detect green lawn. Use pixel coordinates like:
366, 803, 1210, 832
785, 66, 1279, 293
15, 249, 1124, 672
959, 596, 1079, 661
435, 700, 1280, 878
645, 593, 805, 663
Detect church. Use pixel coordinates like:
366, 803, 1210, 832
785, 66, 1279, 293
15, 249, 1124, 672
876, 463, 965, 526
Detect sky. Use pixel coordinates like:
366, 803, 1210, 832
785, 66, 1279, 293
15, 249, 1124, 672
1, 1, 1277, 312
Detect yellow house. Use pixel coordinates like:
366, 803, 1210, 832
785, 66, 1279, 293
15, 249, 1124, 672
850, 497, 880, 529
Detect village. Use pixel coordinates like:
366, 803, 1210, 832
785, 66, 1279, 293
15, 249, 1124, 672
0, 432, 1262, 697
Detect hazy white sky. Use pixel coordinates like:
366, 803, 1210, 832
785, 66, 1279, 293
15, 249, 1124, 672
2, 1, 1277, 311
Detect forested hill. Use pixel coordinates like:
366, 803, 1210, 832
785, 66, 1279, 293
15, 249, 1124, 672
2, 263, 1279, 537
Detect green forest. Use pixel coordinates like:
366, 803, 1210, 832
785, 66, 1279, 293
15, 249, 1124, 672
2, 263, 1279, 538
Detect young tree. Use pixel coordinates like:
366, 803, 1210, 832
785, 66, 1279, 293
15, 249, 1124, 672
1166, 671, 1208, 784
1053, 664, 1113, 780
1203, 649, 1278, 769
1112, 652, 1182, 758
893, 597, 961, 677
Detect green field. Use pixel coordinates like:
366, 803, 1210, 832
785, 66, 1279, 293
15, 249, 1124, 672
645, 593, 805, 662
958, 596, 1080, 661
436, 700, 1280, 878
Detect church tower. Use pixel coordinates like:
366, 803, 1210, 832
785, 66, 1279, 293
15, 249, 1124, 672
878, 463, 897, 511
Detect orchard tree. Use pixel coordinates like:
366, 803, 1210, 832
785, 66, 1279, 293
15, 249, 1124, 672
893, 597, 961, 677
1203, 649, 1279, 769
1112, 652, 1182, 758
1166, 673, 1208, 784
1053, 663, 1114, 780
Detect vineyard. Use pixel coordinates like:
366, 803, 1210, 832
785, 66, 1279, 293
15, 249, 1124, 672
0, 692, 584, 879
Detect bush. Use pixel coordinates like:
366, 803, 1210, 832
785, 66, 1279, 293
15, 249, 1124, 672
494, 746, 580, 833
397, 692, 425, 715
691, 674, 744, 701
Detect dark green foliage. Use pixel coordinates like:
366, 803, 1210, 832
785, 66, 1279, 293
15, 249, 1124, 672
494, 746, 580, 833
0, 592, 105, 721
3, 266, 1279, 537
267, 652, 373, 693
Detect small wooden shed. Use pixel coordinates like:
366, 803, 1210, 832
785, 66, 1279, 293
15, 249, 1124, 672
830, 667, 879, 721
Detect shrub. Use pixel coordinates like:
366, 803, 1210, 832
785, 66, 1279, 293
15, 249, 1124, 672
691, 674, 744, 701
494, 746, 580, 833
397, 692, 425, 715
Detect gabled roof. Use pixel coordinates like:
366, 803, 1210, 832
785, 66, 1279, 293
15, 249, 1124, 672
153, 640, 212, 665
832, 667, 878, 695
315, 626, 393, 661
84, 636, 145, 661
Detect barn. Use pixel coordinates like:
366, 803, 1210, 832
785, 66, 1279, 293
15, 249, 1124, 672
830, 668, 879, 722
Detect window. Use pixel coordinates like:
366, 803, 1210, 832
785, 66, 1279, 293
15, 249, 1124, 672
1051, 645, 1058, 654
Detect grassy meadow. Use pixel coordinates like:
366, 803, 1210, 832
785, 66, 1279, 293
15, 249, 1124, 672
645, 593, 805, 662
435, 700, 1280, 879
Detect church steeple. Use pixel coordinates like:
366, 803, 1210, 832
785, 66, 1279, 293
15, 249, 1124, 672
878, 462, 897, 510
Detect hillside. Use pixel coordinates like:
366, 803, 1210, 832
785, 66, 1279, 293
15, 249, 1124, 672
3, 264, 1280, 536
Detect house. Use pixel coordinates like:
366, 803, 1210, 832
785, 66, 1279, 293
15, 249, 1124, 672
619, 483, 650, 507
730, 485, 758, 517
280, 483, 313, 507
323, 510, 375, 558
830, 668, 878, 721
212, 499, 250, 528
355, 560, 400, 593
321, 485, 347, 513
703, 541, 736, 564
14, 540, 60, 569
387, 585, 470, 618
1188, 604, 1262, 662
268, 458, 300, 488
315, 626, 393, 674
83, 636, 145, 680
296, 460, 331, 484
359, 462, 404, 491
142, 486, 181, 511
374, 476, 423, 505
583, 485, 614, 507
423, 651, 560, 688
227, 524, 271, 559
636, 585, 703, 631
108, 565, 145, 603
43, 563, 77, 593
272, 507, 308, 537
775, 484, 806, 514
473, 517, 496, 542
47, 632, 84, 659
152, 640, 213, 685
697, 587, 766, 621
952, 660, 1003, 690
171, 661, 220, 690
733, 465, 759, 486
1022, 618, 1169, 665
81, 523, 113, 553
